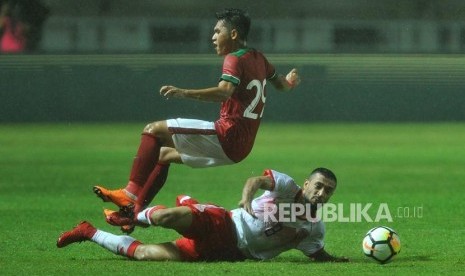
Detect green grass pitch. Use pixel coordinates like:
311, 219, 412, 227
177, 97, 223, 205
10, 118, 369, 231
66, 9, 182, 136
1, 123, 464, 275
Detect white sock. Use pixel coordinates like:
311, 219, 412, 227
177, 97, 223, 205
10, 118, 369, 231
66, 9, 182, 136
136, 206, 162, 225
91, 230, 137, 256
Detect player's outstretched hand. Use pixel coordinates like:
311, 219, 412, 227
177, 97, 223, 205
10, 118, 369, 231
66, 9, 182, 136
327, 256, 350, 262
160, 85, 185, 98
286, 68, 301, 88
309, 248, 350, 262
238, 199, 256, 218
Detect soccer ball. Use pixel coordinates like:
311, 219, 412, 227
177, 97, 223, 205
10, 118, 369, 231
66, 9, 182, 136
362, 226, 401, 264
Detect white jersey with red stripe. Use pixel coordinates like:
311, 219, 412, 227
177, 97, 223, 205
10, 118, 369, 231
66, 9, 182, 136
231, 169, 325, 260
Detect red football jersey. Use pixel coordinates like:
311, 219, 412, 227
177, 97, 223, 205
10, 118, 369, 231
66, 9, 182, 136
214, 48, 276, 162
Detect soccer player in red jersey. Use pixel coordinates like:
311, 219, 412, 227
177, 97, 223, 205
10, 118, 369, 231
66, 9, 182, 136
93, 8, 301, 226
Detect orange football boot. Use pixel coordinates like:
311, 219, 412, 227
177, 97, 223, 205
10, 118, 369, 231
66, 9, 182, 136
93, 186, 136, 207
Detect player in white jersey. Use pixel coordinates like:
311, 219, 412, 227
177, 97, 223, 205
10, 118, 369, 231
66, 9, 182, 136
57, 168, 348, 262
233, 168, 329, 259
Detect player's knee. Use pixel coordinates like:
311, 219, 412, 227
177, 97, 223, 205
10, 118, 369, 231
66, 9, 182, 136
143, 121, 173, 145
143, 122, 161, 135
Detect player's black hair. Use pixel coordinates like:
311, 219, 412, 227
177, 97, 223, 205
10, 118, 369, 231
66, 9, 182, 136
215, 8, 251, 41
309, 167, 337, 184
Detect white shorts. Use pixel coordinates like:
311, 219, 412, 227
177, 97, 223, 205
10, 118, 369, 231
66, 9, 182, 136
166, 118, 234, 168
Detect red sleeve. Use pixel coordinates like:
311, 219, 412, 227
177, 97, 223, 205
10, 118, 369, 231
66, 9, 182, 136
263, 56, 277, 80
221, 54, 241, 85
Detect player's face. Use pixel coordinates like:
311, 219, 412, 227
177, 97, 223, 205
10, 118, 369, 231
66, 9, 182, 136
212, 20, 233, 56
302, 173, 336, 205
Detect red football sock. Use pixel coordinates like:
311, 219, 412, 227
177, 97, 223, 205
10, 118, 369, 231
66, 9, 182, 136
134, 163, 170, 213
125, 133, 160, 196
126, 241, 142, 259
145, 163, 170, 204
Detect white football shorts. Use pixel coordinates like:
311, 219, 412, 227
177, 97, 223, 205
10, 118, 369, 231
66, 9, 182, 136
166, 118, 234, 168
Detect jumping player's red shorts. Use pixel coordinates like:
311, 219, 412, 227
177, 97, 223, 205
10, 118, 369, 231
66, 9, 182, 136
175, 204, 245, 262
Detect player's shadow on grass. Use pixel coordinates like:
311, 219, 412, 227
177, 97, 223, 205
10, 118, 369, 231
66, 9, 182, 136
390, 255, 432, 262
268, 254, 432, 264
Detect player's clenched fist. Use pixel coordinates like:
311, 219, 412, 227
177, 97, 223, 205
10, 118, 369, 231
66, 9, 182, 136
286, 68, 301, 88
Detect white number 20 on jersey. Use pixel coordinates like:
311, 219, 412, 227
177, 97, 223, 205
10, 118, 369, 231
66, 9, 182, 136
243, 79, 267, 119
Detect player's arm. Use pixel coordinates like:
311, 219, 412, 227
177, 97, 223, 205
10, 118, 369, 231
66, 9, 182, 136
308, 248, 349, 262
159, 80, 235, 102
238, 175, 274, 217
269, 68, 301, 92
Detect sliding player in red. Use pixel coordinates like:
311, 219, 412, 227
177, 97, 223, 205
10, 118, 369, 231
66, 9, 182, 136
93, 8, 300, 231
